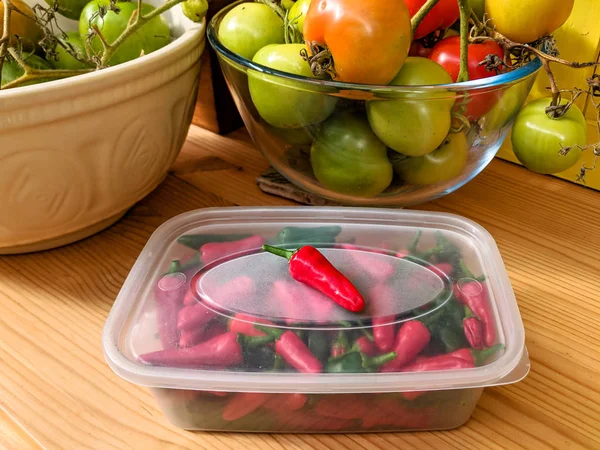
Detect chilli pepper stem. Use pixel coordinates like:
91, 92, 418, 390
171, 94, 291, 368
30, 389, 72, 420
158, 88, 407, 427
262, 244, 294, 260
167, 260, 182, 274
237, 333, 277, 348
472, 344, 504, 366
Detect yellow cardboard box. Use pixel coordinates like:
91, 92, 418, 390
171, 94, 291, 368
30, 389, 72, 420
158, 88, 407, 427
496, 0, 600, 189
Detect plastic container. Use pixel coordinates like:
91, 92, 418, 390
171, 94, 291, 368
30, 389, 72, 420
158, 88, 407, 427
102, 207, 529, 432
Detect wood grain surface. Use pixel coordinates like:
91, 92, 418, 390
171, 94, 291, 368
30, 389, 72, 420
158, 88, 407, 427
0, 124, 599, 449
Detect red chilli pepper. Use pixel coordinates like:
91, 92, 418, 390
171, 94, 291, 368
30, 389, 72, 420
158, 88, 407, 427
263, 393, 308, 413
400, 391, 426, 401
369, 284, 397, 352
339, 244, 395, 282
277, 331, 323, 373
211, 275, 256, 312
463, 314, 484, 350
155, 270, 187, 349
262, 245, 365, 313
138, 331, 243, 368
352, 336, 377, 356
177, 303, 218, 332
222, 392, 269, 421
179, 328, 207, 348
330, 330, 349, 358
200, 235, 265, 265
271, 279, 307, 325
454, 281, 496, 347
182, 288, 198, 306
380, 320, 431, 372
314, 394, 370, 420
256, 325, 323, 373
430, 262, 454, 278
401, 345, 503, 372
229, 313, 275, 337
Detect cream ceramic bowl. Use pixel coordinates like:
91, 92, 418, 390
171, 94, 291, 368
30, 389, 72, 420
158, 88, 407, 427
0, 2, 206, 254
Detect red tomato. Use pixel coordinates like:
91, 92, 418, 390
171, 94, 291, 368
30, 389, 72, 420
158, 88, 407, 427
303, 0, 412, 85
409, 41, 432, 58
429, 36, 505, 119
405, 0, 459, 39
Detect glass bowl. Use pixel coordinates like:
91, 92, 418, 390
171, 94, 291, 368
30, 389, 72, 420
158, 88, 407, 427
207, 1, 541, 207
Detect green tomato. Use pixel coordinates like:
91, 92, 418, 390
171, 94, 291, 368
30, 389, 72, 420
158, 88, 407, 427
468, 0, 485, 20
44, 0, 91, 20
181, 0, 208, 22
218, 3, 284, 60
393, 132, 469, 185
249, 43, 337, 129
366, 57, 454, 157
479, 81, 530, 136
52, 32, 93, 70
289, 0, 311, 34
511, 97, 587, 174
79, 0, 171, 67
1, 54, 51, 88
310, 110, 393, 197
268, 124, 318, 146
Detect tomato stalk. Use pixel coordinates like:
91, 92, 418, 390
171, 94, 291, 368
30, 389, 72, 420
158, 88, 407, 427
410, 0, 441, 36
0, 0, 12, 81
98, 0, 188, 67
455, 0, 470, 83
1, 46, 92, 89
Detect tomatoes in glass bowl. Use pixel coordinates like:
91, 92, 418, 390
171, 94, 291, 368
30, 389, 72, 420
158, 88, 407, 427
208, 0, 542, 207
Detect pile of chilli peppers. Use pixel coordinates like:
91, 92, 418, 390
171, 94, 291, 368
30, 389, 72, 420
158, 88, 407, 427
138, 226, 502, 430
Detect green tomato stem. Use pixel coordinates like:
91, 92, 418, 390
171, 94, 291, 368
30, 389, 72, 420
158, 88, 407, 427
0, 0, 12, 84
410, 0, 441, 36
456, 0, 471, 83
99, 0, 187, 67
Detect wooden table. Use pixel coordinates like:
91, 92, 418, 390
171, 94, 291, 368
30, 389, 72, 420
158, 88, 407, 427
1, 124, 599, 450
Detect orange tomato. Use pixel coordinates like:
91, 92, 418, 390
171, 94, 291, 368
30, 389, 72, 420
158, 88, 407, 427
0, 0, 43, 49
303, 0, 412, 85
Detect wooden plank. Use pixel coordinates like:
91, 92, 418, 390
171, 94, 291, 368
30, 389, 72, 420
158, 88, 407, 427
0, 125, 597, 449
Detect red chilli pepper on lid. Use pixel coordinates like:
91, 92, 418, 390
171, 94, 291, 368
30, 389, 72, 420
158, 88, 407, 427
201, 235, 265, 265
262, 245, 365, 313
454, 281, 496, 347
155, 269, 187, 349
222, 392, 269, 421
138, 331, 244, 368
463, 307, 484, 350
380, 320, 431, 372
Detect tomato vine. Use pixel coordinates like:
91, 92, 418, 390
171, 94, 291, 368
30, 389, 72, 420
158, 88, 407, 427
0, 0, 205, 89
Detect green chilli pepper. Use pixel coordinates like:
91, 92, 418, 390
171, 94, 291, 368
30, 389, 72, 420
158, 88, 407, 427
275, 226, 342, 245
308, 331, 330, 363
325, 351, 397, 373
177, 234, 253, 250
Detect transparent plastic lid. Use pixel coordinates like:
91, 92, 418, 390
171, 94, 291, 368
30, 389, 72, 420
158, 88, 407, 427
191, 247, 450, 327
103, 207, 528, 394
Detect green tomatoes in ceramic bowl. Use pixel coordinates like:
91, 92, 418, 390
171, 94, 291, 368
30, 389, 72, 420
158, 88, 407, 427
80, 0, 171, 66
